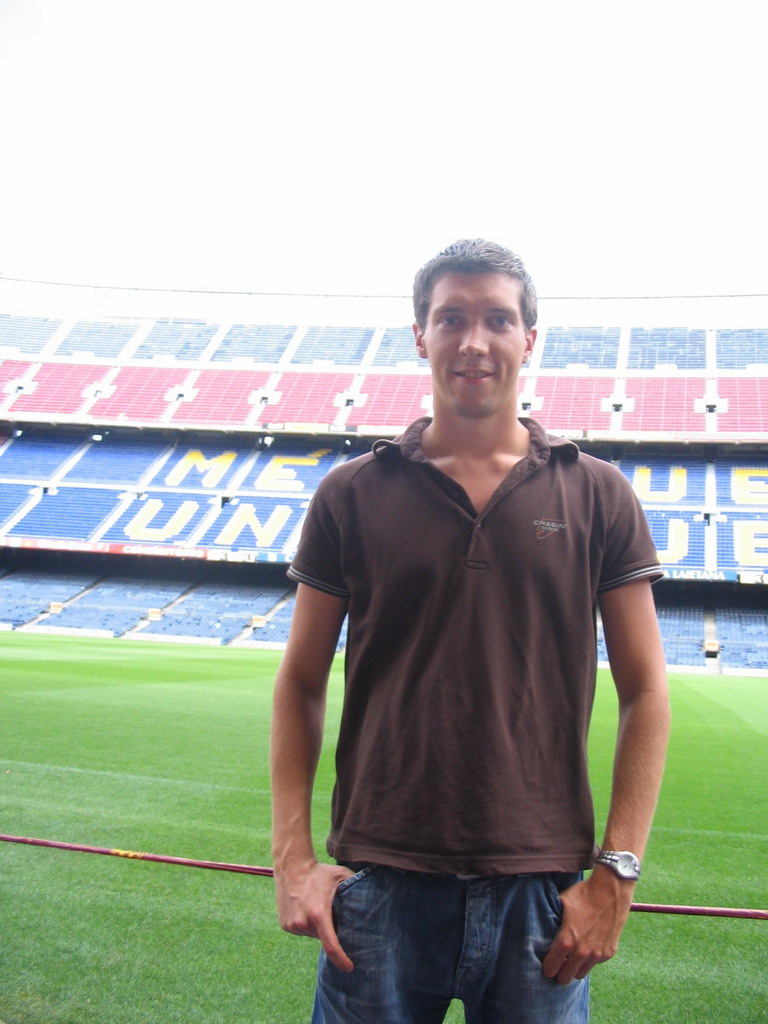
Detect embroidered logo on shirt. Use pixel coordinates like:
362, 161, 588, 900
533, 518, 567, 539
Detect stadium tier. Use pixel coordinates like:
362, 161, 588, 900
1, 432, 766, 583
1, 315, 766, 439
627, 328, 707, 370
0, 303, 765, 662
0, 565, 103, 627
0, 313, 63, 352
519, 377, 614, 432
715, 607, 768, 670
541, 326, 622, 369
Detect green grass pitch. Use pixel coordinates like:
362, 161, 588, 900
0, 632, 765, 1024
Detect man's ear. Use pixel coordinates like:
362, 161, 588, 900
523, 327, 537, 362
413, 322, 428, 359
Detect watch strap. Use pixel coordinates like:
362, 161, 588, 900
594, 849, 642, 880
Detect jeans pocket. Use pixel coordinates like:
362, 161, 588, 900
542, 870, 583, 918
542, 873, 565, 920
335, 863, 378, 896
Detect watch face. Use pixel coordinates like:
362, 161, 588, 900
616, 852, 640, 878
597, 850, 641, 879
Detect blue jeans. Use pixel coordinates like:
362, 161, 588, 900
311, 866, 589, 1024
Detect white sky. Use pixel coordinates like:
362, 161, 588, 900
0, 0, 766, 306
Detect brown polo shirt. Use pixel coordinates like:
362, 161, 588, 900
287, 418, 662, 875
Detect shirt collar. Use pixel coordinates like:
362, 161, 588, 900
372, 417, 580, 466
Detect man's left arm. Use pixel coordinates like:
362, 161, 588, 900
542, 578, 671, 985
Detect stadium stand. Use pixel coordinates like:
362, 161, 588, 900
539, 326, 621, 369
291, 326, 375, 365
259, 596, 296, 645
716, 607, 768, 670
210, 324, 298, 362
653, 601, 707, 667
371, 327, 421, 367
714, 461, 768, 511
136, 581, 292, 644
715, 513, 768, 576
0, 314, 63, 354
4, 487, 124, 540
132, 320, 220, 361
0, 434, 86, 479
3, 307, 766, 442
621, 378, 709, 435
3, 428, 767, 582
627, 328, 707, 370
715, 378, 768, 434
88, 366, 194, 421
0, 566, 103, 628
63, 435, 174, 486
170, 368, 274, 427
715, 328, 768, 369
210, 325, 301, 366
56, 320, 141, 359
0, 483, 40, 530
0, 294, 765, 664
254, 593, 346, 652
256, 371, 357, 426
36, 576, 196, 637
521, 377, 613, 432
0, 360, 39, 413
618, 455, 707, 505
5, 362, 111, 416
643, 510, 708, 572
352, 373, 433, 429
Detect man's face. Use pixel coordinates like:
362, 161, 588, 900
413, 272, 536, 422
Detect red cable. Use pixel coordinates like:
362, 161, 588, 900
1, 834, 766, 919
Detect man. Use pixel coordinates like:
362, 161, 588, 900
271, 239, 670, 1023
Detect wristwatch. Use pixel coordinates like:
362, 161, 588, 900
594, 850, 642, 880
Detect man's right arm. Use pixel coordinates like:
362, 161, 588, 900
270, 582, 355, 972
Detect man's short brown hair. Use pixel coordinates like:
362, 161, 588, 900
413, 238, 537, 332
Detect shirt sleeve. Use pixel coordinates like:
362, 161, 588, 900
286, 470, 351, 599
595, 462, 664, 592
